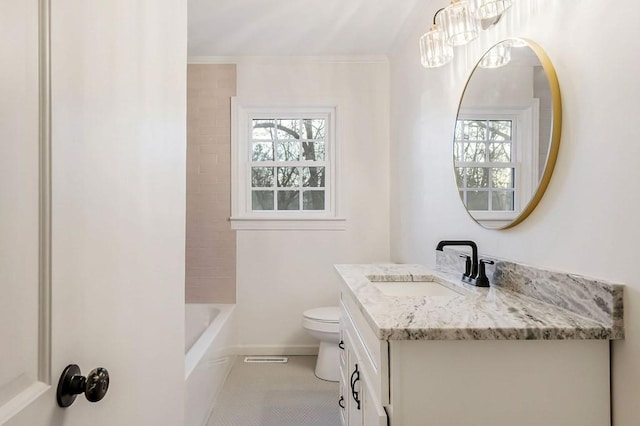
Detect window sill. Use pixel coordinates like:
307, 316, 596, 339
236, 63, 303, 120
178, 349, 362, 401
229, 217, 347, 230
468, 212, 518, 221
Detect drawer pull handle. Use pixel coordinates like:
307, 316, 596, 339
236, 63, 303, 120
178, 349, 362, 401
350, 364, 361, 410
350, 365, 358, 387
339, 396, 345, 409
338, 340, 345, 350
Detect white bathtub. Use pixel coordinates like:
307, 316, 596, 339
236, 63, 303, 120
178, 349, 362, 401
185, 304, 236, 426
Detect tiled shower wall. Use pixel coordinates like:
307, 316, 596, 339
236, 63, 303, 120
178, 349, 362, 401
186, 64, 237, 303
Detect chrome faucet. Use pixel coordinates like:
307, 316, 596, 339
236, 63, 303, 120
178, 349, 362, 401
436, 240, 490, 287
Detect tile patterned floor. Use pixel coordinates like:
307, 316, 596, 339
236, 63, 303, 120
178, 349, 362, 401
207, 356, 340, 426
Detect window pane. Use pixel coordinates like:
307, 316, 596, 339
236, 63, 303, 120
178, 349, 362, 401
302, 167, 325, 187
466, 167, 488, 188
301, 141, 324, 161
455, 167, 464, 188
303, 190, 325, 210
466, 190, 489, 211
492, 168, 514, 189
463, 120, 486, 141
454, 142, 464, 162
455, 120, 464, 141
276, 141, 300, 161
277, 119, 300, 140
252, 142, 274, 161
277, 167, 300, 187
252, 119, 275, 140
252, 191, 274, 210
251, 167, 274, 187
302, 119, 325, 140
492, 191, 514, 211
463, 143, 486, 162
489, 120, 511, 141
277, 191, 299, 210
489, 142, 511, 162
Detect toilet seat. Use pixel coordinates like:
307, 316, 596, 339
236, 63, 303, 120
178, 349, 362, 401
303, 307, 340, 323
302, 307, 340, 333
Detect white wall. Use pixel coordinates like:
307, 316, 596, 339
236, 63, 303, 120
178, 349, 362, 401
233, 59, 390, 353
389, 0, 640, 424
462, 65, 533, 107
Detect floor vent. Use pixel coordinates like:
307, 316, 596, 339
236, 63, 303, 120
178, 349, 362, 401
244, 356, 289, 363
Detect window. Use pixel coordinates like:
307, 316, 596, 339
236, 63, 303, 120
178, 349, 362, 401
251, 117, 327, 212
454, 106, 536, 222
231, 100, 343, 229
454, 118, 517, 213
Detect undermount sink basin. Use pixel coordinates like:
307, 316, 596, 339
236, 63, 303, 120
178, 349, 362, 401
371, 280, 463, 298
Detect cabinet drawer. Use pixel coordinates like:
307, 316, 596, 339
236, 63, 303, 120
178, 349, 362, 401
340, 295, 389, 406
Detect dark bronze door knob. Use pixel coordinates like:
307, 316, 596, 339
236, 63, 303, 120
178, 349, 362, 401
56, 364, 110, 407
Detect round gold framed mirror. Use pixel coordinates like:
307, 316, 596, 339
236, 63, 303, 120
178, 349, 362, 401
453, 38, 562, 229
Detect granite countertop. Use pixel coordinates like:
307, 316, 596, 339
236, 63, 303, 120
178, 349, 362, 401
335, 263, 623, 341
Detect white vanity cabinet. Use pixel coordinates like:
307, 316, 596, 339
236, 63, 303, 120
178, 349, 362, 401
339, 286, 611, 426
340, 297, 388, 426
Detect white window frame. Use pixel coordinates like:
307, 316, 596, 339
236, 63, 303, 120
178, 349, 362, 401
230, 98, 345, 230
456, 101, 539, 224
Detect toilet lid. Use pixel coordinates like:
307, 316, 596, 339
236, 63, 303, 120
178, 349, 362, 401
303, 307, 340, 323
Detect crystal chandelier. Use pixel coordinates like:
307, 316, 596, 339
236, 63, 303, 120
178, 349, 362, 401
471, 0, 512, 20
419, 25, 454, 67
419, 0, 513, 69
437, 0, 479, 46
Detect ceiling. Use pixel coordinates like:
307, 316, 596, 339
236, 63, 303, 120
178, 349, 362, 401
188, 0, 422, 57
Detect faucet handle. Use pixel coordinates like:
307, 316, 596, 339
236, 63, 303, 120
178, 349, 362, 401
476, 259, 495, 287
459, 254, 472, 277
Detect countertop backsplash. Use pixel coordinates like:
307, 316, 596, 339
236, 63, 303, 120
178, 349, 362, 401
436, 248, 624, 339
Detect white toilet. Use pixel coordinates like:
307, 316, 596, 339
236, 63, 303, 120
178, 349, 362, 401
302, 306, 341, 382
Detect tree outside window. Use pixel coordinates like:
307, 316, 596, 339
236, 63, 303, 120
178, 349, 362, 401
250, 117, 328, 212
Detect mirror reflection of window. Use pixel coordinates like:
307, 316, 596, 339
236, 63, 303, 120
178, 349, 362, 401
454, 117, 516, 213
453, 39, 561, 230
454, 106, 536, 226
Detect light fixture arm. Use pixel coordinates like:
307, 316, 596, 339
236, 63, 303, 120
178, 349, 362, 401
432, 8, 446, 26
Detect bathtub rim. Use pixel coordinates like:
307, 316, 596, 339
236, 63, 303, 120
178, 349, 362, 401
185, 303, 236, 380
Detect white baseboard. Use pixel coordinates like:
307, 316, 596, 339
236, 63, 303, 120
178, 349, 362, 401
233, 344, 319, 356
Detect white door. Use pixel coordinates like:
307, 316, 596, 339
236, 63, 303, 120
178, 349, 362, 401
0, 1, 187, 425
